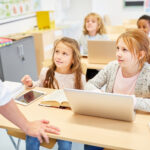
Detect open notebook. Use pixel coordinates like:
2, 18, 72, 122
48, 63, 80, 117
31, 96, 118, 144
40, 89, 70, 108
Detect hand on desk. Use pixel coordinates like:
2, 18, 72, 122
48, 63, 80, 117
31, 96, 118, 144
25, 119, 60, 143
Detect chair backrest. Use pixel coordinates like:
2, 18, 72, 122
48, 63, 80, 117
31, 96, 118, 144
103, 15, 111, 26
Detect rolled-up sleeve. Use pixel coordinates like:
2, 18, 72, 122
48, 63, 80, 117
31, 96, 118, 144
0, 80, 12, 106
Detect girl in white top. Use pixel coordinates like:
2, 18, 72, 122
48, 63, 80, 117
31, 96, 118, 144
21, 37, 86, 150
79, 12, 109, 55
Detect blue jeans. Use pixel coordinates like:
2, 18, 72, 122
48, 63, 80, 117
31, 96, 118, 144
26, 135, 72, 150
57, 139, 72, 150
26, 136, 40, 150
84, 144, 104, 150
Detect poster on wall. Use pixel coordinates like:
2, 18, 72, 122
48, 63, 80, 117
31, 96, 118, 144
0, 0, 40, 21
124, 0, 144, 7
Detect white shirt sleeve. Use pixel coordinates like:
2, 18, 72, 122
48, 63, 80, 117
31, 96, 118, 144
0, 80, 12, 106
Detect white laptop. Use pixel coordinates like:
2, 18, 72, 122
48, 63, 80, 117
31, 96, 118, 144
64, 89, 136, 122
88, 40, 116, 64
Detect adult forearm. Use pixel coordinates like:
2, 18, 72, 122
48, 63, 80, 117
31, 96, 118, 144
0, 99, 29, 133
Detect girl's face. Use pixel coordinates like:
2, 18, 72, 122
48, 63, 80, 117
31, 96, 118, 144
116, 38, 139, 69
85, 16, 99, 34
54, 42, 74, 74
137, 19, 150, 35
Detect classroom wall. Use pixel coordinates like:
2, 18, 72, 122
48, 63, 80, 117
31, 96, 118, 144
0, 0, 149, 36
0, 16, 36, 36
92, 0, 147, 25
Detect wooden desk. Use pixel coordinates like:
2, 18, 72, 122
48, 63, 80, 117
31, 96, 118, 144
1, 87, 150, 150
81, 57, 106, 70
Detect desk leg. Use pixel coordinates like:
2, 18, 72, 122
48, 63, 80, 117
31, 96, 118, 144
7, 133, 21, 150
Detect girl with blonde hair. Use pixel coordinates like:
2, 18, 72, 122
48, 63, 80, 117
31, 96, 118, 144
79, 12, 108, 55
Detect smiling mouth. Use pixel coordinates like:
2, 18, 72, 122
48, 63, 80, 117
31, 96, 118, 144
118, 59, 123, 62
56, 60, 63, 64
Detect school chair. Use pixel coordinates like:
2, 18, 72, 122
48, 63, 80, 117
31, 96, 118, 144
107, 33, 120, 41
7, 129, 56, 150
103, 14, 111, 26
123, 19, 137, 26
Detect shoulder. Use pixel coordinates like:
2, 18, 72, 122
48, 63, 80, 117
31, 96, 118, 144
105, 61, 119, 69
81, 74, 86, 80
41, 67, 49, 73
39, 67, 49, 77
140, 63, 150, 76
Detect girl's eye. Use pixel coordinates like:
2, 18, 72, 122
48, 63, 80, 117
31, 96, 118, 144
123, 48, 128, 52
55, 50, 59, 53
63, 52, 68, 56
116, 46, 119, 50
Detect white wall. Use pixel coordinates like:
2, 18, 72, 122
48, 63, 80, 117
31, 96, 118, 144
0, 16, 36, 36
92, 0, 147, 25
0, 0, 149, 36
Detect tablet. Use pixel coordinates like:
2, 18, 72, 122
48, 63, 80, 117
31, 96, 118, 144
14, 89, 45, 105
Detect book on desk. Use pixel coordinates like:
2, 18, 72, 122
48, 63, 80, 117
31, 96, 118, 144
39, 89, 70, 108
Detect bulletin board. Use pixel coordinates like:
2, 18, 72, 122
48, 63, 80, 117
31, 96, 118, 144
124, 0, 144, 7
0, 0, 40, 23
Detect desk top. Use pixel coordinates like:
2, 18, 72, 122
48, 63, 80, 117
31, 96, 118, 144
81, 58, 106, 70
1, 87, 150, 150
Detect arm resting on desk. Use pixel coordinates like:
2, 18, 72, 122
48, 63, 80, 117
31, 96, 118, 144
0, 99, 60, 143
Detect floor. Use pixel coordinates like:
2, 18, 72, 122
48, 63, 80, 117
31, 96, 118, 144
0, 129, 84, 150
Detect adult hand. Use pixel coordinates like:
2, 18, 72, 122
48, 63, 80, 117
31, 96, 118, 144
21, 75, 33, 87
24, 119, 60, 143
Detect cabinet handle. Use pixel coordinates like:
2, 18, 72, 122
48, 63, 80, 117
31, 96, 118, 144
17, 45, 25, 61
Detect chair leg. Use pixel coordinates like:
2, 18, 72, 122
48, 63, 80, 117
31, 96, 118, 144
8, 134, 21, 150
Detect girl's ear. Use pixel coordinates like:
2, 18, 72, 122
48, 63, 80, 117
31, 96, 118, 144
139, 50, 145, 60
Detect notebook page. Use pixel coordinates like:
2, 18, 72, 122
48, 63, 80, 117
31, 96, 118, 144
42, 89, 68, 103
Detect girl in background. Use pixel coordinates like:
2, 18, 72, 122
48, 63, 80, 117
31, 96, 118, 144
79, 12, 109, 55
137, 15, 150, 63
137, 14, 150, 38
22, 37, 86, 150
79, 13, 109, 80
84, 29, 150, 150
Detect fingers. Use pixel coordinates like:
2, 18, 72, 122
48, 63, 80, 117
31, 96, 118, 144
37, 133, 43, 143
21, 75, 32, 87
40, 131, 49, 143
48, 125, 60, 132
40, 119, 49, 124
45, 125, 60, 135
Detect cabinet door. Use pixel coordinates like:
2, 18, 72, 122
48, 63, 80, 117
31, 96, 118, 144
0, 36, 38, 82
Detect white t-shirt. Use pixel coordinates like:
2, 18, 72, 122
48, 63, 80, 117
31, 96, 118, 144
0, 80, 12, 106
33, 67, 86, 89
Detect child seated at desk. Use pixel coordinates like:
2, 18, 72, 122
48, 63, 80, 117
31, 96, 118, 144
84, 29, 150, 150
78, 12, 109, 55
79, 12, 109, 80
21, 37, 86, 150
137, 15, 150, 63
137, 15, 150, 38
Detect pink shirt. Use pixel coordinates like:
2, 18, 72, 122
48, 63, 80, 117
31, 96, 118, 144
113, 67, 139, 95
